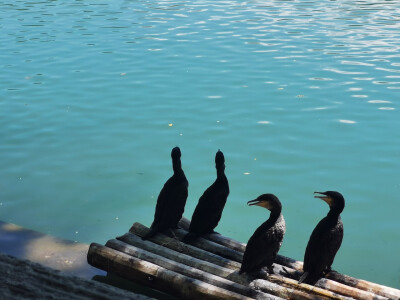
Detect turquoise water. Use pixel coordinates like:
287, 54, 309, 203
1, 0, 399, 288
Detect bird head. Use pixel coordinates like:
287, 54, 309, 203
247, 194, 282, 213
171, 147, 181, 159
314, 191, 345, 214
215, 150, 225, 167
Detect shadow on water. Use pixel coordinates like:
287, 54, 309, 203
0, 220, 103, 279
0, 220, 175, 299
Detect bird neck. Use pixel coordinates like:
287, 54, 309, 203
269, 209, 281, 222
260, 211, 281, 229
216, 164, 225, 178
327, 209, 341, 219
172, 159, 182, 174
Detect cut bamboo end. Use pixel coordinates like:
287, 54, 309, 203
88, 243, 255, 300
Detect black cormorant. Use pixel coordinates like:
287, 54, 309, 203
299, 191, 345, 285
239, 194, 286, 276
142, 147, 189, 240
184, 150, 229, 243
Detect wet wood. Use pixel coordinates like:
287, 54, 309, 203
88, 243, 253, 300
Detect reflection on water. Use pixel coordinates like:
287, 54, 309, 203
0, 0, 399, 287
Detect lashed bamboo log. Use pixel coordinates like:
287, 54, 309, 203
250, 279, 342, 300
178, 218, 396, 300
129, 223, 356, 300
87, 243, 253, 300
129, 224, 303, 300
117, 232, 249, 285
105, 239, 271, 299
174, 227, 244, 262
179, 217, 300, 267
325, 272, 400, 300
129, 223, 241, 270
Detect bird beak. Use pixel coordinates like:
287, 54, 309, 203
314, 192, 332, 206
247, 199, 260, 206
247, 199, 271, 209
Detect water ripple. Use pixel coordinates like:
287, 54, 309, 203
1, 0, 400, 288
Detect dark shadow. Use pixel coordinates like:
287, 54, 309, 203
93, 273, 178, 300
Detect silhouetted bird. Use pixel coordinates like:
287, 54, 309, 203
240, 194, 286, 276
299, 191, 345, 285
184, 150, 229, 243
142, 147, 188, 240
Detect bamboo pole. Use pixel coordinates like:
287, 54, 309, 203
251, 279, 340, 300
179, 217, 247, 253
117, 232, 249, 285
129, 222, 241, 270
178, 218, 398, 300
179, 217, 303, 269
105, 239, 270, 299
326, 272, 400, 300
173, 227, 244, 262
128, 225, 304, 300
87, 243, 253, 300
128, 223, 357, 300
117, 233, 319, 300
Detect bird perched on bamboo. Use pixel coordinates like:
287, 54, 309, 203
184, 150, 229, 243
239, 194, 286, 276
142, 147, 188, 240
299, 191, 345, 285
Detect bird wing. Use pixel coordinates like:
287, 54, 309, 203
167, 176, 188, 227
303, 217, 343, 275
152, 174, 188, 229
189, 182, 216, 232
189, 180, 229, 233
241, 223, 284, 273
152, 176, 173, 228
241, 232, 266, 273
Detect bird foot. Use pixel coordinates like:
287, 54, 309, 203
257, 267, 274, 278
280, 267, 297, 279
208, 230, 220, 235
322, 266, 332, 276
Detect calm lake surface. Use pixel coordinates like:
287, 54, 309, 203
1, 0, 399, 288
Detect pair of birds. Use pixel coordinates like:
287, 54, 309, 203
142, 146, 345, 285
240, 191, 345, 285
141, 147, 229, 243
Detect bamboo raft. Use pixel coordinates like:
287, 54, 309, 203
87, 217, 400, 300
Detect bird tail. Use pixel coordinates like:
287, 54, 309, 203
298, 272, 308, 284
141, 227, 158, 240
183, 232, 199, 243
298, 272, 319, 285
